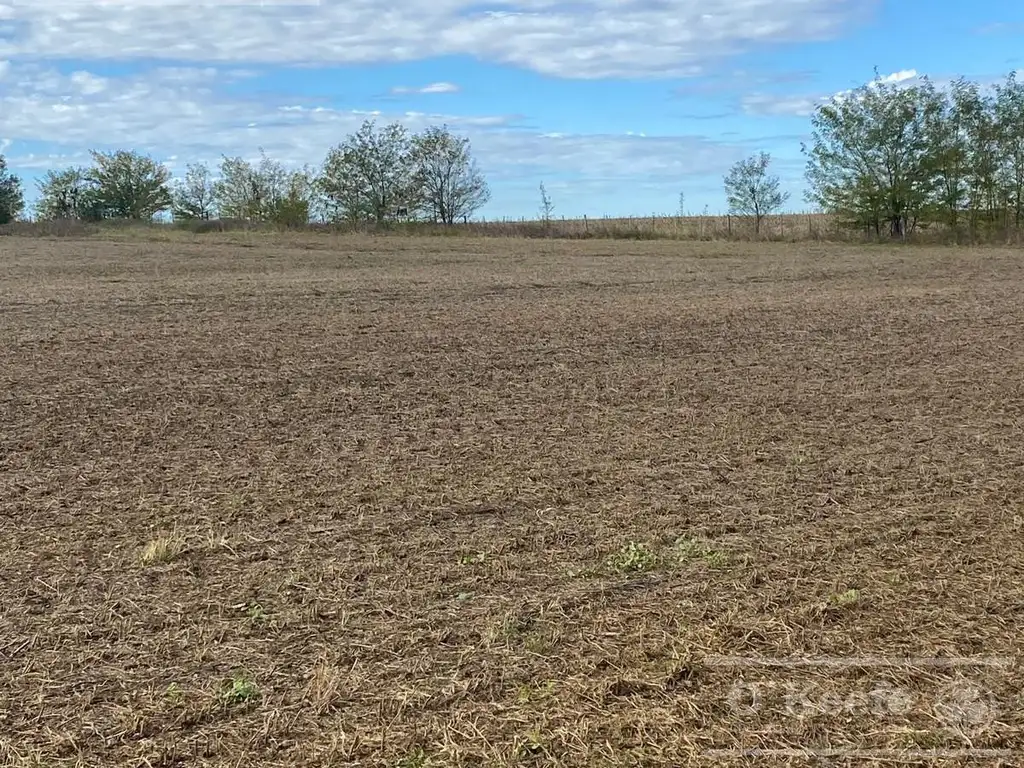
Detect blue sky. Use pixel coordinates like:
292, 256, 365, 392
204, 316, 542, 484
1, 0, 1022, 219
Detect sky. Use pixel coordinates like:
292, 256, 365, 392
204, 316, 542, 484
0, 1, 1022, 220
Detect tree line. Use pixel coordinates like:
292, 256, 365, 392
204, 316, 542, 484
0, 120, 490, 227
720, 70, 1024, 239
2, 71, 1024, 240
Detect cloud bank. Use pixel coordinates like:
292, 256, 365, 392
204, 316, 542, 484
0, 0, 872, 79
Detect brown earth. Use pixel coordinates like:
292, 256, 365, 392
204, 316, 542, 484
0, 234, 1022, 767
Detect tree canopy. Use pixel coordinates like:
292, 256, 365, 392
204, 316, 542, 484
723, 152, 789, 234
0, 155, 25, 225
804, 70, 1024, 238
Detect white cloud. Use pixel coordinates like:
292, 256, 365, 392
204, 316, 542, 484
0, 62, 745, 199
876, 68, 918, 84
740, 93, 819, 117
0, 0, 872, 80
742, 68, 922, 117
391, 82, 461, 95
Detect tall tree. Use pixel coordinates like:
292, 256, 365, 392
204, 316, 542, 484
958, 86, 1001, 234
213, 155, 262, 220
172, 162, 217, 220
0, 155, 25, 225
723, 151, 789, 235
317, 142, 370, 225
86, 149, 172, 220
212, 150, 307, 224
995, 72, 1024, 229
804, 73, 942, 238
539, 182, 554, 223
926, 78, 976, 234
35, 167, 93, 220
320, 120, 417, 225
411, 125, 490, 224
273, 167, 315, 228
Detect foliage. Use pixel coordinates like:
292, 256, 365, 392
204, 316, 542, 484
319, 120, 417, 224
85, 149, 173, 220
211, 150, 313, 226
723, 152, 789, 234
0, 155, 25, 225
172, 162, 217, 220
995, 72, 1024, 229
7, 70, 1024, 240
804, 73, 941, 238
35, 167, 94, 221
411, 125, 490, 224
804, 69, 1024, 239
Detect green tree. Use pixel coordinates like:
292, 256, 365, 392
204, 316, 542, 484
411, 125, 490, 224
0, 155, 25, 225
317, 142, 370, 225
995, 72, 1024, 229
172, 162, 216, 220
723, 151, 789, 235
319, 120, 417, 225
86, 150, 172, 220
925, 78, 976, 234
804, 73, 942, 238
35, 167, 94, 220
212, 150, 308, 225
958, 86, 1001, 235
272, 167, 314, 228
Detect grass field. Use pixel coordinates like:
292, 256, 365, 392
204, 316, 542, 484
1, 234, 1022, 767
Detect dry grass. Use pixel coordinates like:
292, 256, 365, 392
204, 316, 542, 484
140, 532, 187, 565
1, 234, 1022, 766
479, 212, 840, 240
7, 211, 1024, 244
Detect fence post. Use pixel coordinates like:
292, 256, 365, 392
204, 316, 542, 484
727, 214, 731, 237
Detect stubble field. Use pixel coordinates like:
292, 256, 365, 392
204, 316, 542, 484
1, 234, 1022, 767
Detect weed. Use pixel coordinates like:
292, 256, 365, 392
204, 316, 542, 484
607, 541, 657, 573
221, 672, 260, 706
674, 537, 728, 567
515, 679, 557, 703
396, 748, 431, 768
246, 602, 269, 626
164, 683, 183, 704
830, 588, 861, 608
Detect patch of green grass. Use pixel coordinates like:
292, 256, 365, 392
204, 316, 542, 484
458, 552, 487, 565
674, 537, 728, 567
607, 541, 657, 573
246, 602, 269, 626
515, 679, 557, 704
221, 672, 260, 706
396, 748, 431, 768
522, 632, 555, 656
830, 588, 861, 608
164, 682, 184, 704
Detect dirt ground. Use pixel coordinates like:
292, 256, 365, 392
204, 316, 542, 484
0, 234, 1022, 767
